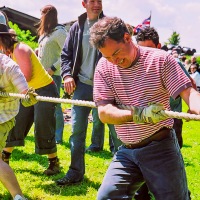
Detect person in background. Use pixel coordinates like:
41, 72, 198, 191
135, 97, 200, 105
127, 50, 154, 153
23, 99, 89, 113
56, 0, 108, 186
89, 16, 200, 199
190, 63, 200, 92
136, 26, 194, 200
184, 59, 190, 71
37, 5, 67, 144
189, 56, 200, 73
137, 27, 196, 148
0, 53, 37, 200
0, 22, 60, 176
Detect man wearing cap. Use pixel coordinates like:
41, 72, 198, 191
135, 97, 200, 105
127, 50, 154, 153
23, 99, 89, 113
0, 12, 38, 200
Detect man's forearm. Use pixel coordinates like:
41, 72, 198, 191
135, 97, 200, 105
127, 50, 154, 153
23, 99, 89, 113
98, 104, 133, 125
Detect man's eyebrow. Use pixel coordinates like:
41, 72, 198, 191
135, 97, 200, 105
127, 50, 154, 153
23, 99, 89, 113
103, 49, 121, 59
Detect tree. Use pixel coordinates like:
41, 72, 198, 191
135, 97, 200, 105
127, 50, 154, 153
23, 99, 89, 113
167, 31, 180, 45
8, 21, 38, 50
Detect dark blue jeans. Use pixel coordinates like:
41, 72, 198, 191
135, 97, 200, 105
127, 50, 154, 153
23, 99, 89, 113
97, 129, 189, 200
52, 75, 64, 143
66, 81, 94, 180
90, 108, 122, 152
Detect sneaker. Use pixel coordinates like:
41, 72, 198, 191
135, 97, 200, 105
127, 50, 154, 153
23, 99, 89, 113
85, 146, 103, 153
13, 194, 27, 200
56, 176, 83, 186
43, 158, 60, 176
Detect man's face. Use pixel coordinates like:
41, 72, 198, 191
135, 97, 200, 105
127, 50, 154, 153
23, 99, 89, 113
190, 65, 197, 73
137, 40, 157, 48
82, 0, 102, 19
99, 33, 135, 69
191, 56, 196, 63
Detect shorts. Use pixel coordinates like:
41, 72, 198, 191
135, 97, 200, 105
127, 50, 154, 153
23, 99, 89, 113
0, 118, 15, 152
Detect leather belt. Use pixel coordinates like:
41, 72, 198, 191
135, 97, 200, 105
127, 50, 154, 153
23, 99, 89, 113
123, 127, 171, 149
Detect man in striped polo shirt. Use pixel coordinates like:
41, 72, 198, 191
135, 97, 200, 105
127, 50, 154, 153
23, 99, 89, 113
89, 16, 200, 200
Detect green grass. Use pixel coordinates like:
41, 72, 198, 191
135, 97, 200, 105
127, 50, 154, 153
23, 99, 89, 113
0, 101, 200, 199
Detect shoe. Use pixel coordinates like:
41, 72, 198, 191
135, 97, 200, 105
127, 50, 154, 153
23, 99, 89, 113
56, 176, 83, 186
56, 140, 63, 145
43, 158, 60, 176
85, 146, 102, 153
13, 194, 27, 200
2, 151, 10, 165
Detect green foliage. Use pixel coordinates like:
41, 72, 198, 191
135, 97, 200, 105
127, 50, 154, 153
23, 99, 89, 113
196, 56, 200, 64
166, 31, 180, 45
8, 21, 38, 50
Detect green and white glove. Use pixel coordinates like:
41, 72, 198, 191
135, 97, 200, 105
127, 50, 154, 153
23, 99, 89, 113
21, 88, 38, 107
133, 102, 168, 124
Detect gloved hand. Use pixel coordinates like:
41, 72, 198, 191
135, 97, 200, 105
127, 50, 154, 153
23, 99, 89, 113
21, 88, 38, 107
133, 102, 168, 124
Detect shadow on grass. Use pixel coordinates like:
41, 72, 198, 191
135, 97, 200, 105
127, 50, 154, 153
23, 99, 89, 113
11, 149, 47, 166
0, 193, 11, 200
39, 176, 101, 197
182, 144, 192, 148
184, 157, 195, 167
85, 149, 113, 159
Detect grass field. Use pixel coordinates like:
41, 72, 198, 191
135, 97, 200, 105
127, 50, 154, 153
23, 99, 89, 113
0, 101, 199, 200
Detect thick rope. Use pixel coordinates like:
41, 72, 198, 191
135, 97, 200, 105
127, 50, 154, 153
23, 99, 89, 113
1, 91, 200, 121
0, 91, 96, 108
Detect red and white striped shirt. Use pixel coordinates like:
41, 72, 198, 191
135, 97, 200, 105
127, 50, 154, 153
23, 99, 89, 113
94, 46, 192, 144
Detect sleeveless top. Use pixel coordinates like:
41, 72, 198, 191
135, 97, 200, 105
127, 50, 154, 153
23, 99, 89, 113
12, 43, 53, 89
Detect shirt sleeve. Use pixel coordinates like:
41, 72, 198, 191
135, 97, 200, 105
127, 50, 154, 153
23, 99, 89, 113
9, 61, 29, 93
52, 28, 68, 70
93, 58, 115, 106
162, 54, 192, 99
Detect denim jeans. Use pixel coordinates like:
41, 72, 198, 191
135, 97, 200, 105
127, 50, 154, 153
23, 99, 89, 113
90, 108, 122, 152
97, 129, 189, 200
107, 124, 122, 152
66, 80, 93, 180
90, 107, 105, 150
52, 75, 64, 143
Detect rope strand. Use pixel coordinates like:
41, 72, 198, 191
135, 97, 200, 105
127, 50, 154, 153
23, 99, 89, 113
1, 91, 200, 121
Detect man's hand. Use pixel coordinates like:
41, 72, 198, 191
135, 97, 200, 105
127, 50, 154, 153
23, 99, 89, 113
46, 68, 55, 76
133, 103, 168, 124
63, 76, 76, 95
21, 88, 38, 107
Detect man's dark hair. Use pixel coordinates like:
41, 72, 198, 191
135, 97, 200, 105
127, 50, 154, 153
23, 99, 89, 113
90, 17, 129, 49
136, 27, 159, 46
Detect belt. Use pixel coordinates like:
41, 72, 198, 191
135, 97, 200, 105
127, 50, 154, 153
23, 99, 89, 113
123, 127, 171, 149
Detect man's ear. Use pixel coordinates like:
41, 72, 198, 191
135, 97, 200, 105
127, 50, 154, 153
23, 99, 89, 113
82, 1, 86, 8
124, 33, 132, 43
157, 43, 161, 49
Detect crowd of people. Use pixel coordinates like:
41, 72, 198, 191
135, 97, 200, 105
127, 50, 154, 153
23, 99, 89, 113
0, 0, 200, 199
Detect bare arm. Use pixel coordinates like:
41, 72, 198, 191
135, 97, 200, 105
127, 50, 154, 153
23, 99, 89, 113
13, 43, 33, 82
189, 77, 197, 90
180, 87, 200, 114
98, 104, 133, 124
